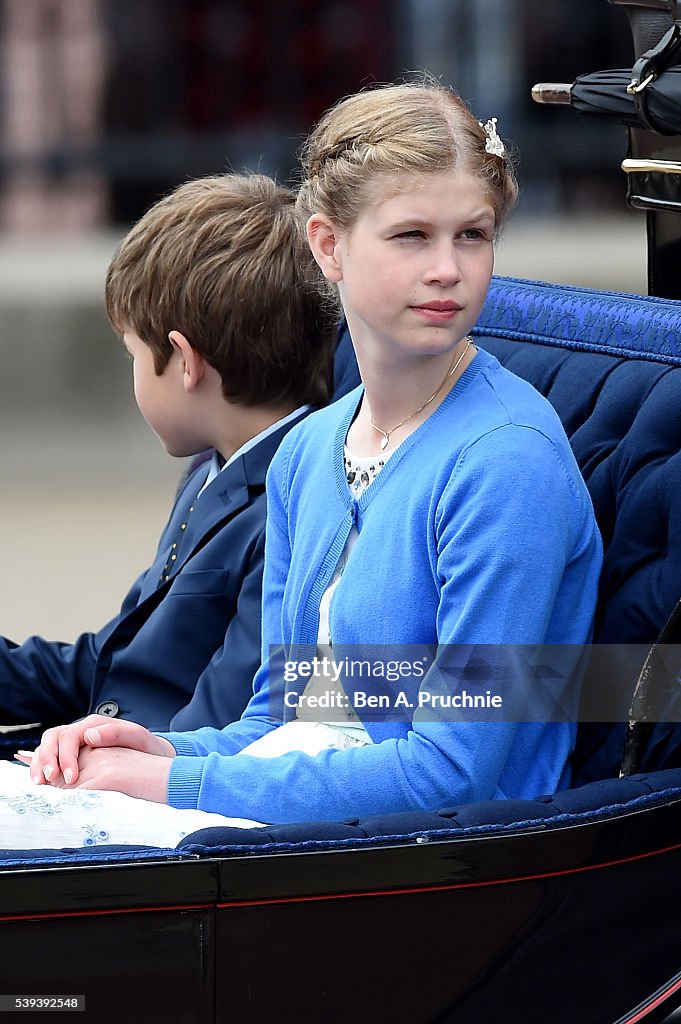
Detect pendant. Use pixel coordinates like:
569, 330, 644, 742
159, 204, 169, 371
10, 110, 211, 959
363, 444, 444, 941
380, 433, 390, 451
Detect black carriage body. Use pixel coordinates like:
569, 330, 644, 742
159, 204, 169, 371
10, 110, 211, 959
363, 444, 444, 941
1, 782, 680, 1024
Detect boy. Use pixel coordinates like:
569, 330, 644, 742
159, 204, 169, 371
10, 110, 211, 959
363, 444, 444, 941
0, 173, 336, 739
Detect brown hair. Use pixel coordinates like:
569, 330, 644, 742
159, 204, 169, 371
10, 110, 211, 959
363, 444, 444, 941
105, 173, 335, 407
297, 78, 518, 235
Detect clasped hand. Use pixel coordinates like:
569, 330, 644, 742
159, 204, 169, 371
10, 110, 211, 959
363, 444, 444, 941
15, 715, 177, 803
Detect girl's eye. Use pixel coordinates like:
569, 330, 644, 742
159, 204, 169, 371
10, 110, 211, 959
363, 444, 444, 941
394, 230, 425, 240
461, 228, 490, 241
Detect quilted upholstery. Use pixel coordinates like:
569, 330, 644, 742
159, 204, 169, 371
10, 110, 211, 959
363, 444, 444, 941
474, 276, 681, 648
173, 768, 681, 852
473, 277, 681, 784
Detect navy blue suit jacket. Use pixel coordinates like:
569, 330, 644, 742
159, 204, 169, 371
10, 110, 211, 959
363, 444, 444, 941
0, 413, 310, 732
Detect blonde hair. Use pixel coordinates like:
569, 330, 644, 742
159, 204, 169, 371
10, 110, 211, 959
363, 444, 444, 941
106, 173, 335, 407
297, 78, 518, 234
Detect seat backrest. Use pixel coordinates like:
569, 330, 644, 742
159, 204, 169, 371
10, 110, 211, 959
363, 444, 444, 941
473, 276, 681, 780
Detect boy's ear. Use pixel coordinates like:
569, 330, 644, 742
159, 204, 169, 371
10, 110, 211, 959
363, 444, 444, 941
306, 214, 344, 283
168, 330, 206, 393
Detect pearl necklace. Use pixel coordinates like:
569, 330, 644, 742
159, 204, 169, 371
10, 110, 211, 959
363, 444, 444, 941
369, 337, 473, 451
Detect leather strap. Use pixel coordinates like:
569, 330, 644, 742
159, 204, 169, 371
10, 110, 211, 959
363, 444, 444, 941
627, 20, 681, 129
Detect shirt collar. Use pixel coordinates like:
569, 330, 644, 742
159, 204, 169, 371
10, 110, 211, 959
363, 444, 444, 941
198, 404, 311, 496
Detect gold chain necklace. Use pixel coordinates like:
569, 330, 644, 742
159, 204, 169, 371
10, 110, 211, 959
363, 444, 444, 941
369, 337, 473, 451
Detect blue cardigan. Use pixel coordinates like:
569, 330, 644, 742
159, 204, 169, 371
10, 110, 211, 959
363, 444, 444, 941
163, 349, 602, 822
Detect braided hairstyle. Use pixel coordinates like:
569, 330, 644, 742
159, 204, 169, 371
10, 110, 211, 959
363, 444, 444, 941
297, 77, 517, 237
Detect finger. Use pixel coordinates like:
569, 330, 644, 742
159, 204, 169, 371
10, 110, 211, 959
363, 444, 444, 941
56, 730, 89, 785
30, 728, 61, 784
14, 751, 45, 783
84, 720, 155, 753
84, 725, 105, 746
50, 714, 112, 785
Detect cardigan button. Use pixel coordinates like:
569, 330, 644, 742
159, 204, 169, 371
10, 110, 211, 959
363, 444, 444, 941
94, 700, 120, 718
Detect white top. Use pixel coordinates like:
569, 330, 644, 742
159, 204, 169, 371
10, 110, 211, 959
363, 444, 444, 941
297, 446, 394, 739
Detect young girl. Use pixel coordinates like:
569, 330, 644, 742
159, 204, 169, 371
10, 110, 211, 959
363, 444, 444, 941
15, 79, 602, 842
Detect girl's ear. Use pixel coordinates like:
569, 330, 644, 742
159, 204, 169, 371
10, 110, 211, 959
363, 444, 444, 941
168, 330, 206, 393
306, 214, 344, 283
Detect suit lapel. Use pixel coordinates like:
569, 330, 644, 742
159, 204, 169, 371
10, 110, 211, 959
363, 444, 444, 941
165, 407, 311, 581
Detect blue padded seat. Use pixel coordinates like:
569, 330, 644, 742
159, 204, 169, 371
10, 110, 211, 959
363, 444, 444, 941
474, 277, 681, 650
472, 277, 681, 785
172, 768, 681, 854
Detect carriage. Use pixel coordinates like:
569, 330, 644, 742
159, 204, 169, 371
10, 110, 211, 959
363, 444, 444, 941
1, 2, 681, 1021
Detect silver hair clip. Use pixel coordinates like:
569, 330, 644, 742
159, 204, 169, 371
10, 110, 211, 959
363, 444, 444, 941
480, 117, 505, 158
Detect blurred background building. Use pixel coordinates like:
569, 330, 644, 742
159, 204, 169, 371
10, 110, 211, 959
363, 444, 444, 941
0, 0, 649, 641
0, 0, 638, 228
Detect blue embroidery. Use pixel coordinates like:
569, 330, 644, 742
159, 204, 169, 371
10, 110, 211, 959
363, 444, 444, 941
0, 789, 102, 817
82, 826, 111, 847
475, 276, 681, 365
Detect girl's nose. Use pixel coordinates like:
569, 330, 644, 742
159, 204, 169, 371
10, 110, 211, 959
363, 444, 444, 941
423, 244, 462, 286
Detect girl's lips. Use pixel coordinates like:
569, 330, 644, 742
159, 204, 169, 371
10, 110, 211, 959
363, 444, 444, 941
411, 304, 462, 322
415, 301, 463, 310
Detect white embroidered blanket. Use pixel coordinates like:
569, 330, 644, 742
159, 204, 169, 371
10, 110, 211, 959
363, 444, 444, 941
0, 761, 262, 850
0, 721, 368, 850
